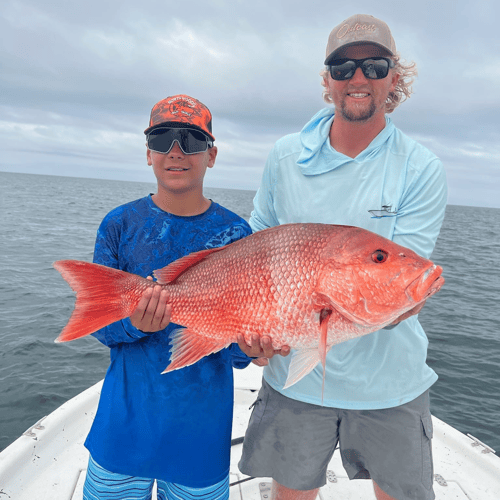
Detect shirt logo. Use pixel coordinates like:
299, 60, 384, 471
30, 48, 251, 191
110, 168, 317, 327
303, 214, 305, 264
368, 204, 398, 218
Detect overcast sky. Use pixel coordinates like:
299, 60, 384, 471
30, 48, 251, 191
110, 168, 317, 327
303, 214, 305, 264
1, 0, 499, 208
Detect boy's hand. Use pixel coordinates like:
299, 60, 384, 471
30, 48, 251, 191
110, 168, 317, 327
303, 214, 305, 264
130, 280, 172, 332
237, 334, 291, 366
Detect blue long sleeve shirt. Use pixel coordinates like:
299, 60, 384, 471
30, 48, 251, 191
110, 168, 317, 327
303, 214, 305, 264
84, 195, 252, 486
250, 107, 448, 409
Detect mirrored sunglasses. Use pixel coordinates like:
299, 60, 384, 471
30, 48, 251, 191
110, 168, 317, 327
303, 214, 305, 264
328, 57, 395, 81
147, 127, 213, 155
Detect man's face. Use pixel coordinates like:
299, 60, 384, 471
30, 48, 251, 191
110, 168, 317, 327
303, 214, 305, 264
324, 44, 399, 123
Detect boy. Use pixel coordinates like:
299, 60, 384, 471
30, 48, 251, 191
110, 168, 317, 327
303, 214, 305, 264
83, 95, 286, 500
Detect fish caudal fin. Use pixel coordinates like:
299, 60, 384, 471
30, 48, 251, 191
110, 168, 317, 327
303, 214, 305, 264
53, 260, 146, 342
162, 328, 231, 373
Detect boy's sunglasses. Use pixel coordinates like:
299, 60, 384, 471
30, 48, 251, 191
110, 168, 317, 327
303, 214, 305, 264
328, 57, 395, 81
147, 127, 213, 155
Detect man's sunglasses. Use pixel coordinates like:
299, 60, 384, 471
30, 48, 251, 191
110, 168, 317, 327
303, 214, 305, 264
147, 127, 214, 155
328, 57, 395, 81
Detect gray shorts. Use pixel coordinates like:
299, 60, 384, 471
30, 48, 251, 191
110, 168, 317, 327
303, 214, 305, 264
238, 378, 434, 500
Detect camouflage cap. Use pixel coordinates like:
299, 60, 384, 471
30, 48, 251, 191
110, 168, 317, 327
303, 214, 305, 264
144, 94, 215, 141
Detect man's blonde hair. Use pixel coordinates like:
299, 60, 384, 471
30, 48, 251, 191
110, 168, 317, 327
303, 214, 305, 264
320, 54, 418, 113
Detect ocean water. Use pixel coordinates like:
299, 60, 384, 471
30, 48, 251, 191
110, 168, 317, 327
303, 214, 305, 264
1, 171, 499, 455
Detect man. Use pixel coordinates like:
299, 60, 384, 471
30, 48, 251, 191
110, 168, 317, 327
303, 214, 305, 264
238, 14, 447, 500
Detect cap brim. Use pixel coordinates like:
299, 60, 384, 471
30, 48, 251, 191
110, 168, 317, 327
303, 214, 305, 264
144, 121, 215, 141
324, 41, 394, 65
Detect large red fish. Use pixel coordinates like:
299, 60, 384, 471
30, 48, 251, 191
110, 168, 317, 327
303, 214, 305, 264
54, 223, 444, 390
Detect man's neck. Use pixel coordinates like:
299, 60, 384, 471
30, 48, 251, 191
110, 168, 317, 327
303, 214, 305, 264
329, 113, 387, 158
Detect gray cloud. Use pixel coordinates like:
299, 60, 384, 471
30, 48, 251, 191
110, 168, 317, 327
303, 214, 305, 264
1, 0, 499, 207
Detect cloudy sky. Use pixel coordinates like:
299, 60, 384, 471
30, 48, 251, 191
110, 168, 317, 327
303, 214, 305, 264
1, 0, 499, 208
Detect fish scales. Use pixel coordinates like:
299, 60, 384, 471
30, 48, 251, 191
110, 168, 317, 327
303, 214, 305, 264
165, 224, 331, 348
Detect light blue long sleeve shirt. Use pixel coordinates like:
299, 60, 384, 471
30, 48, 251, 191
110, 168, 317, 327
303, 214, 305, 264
250, 107, 448, 409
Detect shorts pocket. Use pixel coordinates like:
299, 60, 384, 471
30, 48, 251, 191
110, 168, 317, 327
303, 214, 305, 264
420, 414, 434, 489
248, 386, 269, 427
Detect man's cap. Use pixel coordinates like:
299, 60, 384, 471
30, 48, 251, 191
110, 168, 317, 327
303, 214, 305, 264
324, 14, 396, 65
144, 94, 215, 141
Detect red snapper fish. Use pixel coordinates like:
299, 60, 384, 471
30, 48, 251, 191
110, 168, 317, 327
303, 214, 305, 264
54, 223, 444, 390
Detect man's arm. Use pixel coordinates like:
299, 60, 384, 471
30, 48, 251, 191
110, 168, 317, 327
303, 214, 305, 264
249, 146, 281, 232
392, 157, 448, 258
387, 157, 448, 326
236, 334, 291, 365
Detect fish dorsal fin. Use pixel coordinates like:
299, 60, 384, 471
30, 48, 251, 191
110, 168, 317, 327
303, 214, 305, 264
153, 245, 227, 284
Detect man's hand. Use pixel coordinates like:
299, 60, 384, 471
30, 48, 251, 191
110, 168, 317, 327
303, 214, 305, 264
237, 334, 291, 366
130, 279, 172, 332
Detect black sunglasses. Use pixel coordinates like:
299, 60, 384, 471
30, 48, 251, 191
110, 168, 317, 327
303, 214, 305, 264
328, 57, 395, 81
147, 127, 213, 155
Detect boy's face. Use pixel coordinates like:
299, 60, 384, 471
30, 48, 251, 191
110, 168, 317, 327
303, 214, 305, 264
147, 142, 217, 196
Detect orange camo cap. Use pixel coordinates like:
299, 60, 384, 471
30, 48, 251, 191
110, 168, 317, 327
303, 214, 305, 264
144, 94, 215, 141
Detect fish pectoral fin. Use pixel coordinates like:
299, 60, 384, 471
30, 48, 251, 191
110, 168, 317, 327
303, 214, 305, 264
162, 328, 231, 373
319, 308, 332, 404
311, 291, 334, 312
283, 349, 322, 390
314, 278, 375, 327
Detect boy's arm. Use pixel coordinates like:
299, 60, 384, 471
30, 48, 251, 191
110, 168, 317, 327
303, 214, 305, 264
129, 282, 171, 332
91, 218, 170, 347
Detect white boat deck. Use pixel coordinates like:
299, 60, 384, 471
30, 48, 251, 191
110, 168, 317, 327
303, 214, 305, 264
1, 364, 499, 499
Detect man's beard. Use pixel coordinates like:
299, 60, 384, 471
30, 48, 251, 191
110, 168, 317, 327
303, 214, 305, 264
337, 96, 377, 122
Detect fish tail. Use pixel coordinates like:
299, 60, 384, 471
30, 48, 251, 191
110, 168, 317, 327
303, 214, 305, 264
53, 260, 147, 342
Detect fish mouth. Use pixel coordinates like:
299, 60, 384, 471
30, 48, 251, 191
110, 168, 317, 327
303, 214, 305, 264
406, 265, 445, 303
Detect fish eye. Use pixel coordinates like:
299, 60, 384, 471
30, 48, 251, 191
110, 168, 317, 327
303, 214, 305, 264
372, 250, 388, 263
